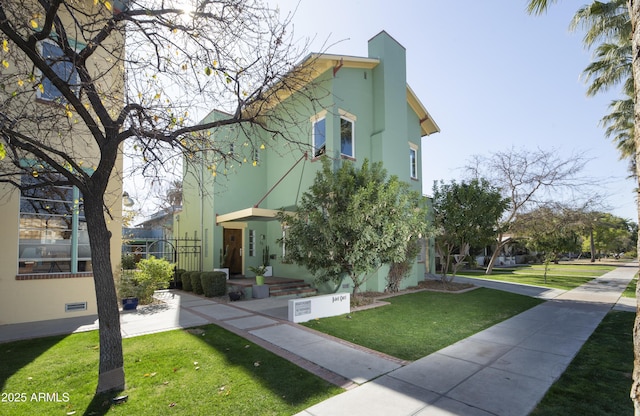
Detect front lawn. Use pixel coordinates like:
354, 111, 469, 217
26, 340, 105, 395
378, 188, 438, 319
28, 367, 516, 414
0, 325, 341, 415
302, 288, 543, 361
456, 263, 615, 291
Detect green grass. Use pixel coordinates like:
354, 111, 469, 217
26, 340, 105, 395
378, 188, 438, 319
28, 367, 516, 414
623, 275, 638, 298
457, 264, 615, 291
0, 325, 341, 416
303, 288, 543, 361
532, 311, 634, 416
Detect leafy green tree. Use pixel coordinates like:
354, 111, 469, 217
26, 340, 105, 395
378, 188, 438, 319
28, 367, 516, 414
278, 157, 428, 295
512, 206, 582, 282
581, 212, 636, 257
432, 179, 509, 281
0, 0, 315, 394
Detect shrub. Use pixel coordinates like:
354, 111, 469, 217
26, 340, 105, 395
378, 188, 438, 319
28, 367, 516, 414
175, 269, 186, 289
121, 253, 137, 270
182, 271, 194, 292
135, 256, 175, 303
118, 269, 141, 300
191, 272, 204, 295
201, 271, 227, 297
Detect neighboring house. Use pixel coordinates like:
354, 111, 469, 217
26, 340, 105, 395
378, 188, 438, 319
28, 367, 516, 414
181, 31, 440, 293
122, 207, 201, 271
0, 2, 124, 325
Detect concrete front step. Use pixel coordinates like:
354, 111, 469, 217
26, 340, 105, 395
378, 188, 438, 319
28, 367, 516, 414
226, 276, 317, 298
269, 282, 317, 298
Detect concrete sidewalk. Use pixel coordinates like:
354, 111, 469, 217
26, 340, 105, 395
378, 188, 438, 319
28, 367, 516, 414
298, 264, 638, 416
0, 264, 636, 415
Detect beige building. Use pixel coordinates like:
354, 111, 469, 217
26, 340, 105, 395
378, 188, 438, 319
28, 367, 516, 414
0, 2, 124, 325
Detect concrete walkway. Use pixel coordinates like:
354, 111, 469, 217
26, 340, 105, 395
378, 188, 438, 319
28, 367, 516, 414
0, 264, 636, 415
298, 263, 637, 416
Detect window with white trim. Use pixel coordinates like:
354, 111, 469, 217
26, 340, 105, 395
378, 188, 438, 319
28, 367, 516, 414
313, 117, 326, 157
409, 144, 418, 179
281, 225, 289, 259
18, 172, 90, 274
249, 229, 256, 256
39, 39, 80, 102
340, 117, 354, 158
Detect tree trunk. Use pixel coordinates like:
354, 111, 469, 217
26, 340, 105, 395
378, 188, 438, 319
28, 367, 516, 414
589, 227, 596, 263
84, 196, 125, 394
485, 238, 507, 275
628, 2, 640, 414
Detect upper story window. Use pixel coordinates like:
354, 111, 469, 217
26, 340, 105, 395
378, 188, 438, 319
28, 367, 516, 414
39, 39, 80, 102
340, 116, 355, 158
310, 110, 327, 158
409, 144, 418, 179
313, 118, 326, 158
18, 172, 91, 275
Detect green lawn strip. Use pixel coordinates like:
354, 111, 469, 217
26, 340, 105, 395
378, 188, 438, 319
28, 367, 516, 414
524, 264, 616, 274
456, 271, 594, 291
623, 274, 638, 298
303, 288, 543, 361
456, 264, 614, 291
532, 311, 634, 416
0, 325, 340, 416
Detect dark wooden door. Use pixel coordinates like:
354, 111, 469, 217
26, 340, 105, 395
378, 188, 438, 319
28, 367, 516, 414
223, 228, 243, 275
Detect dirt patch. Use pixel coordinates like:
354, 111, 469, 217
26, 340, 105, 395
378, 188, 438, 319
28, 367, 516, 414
350, 279, 476, 309
415, 279, 475, 292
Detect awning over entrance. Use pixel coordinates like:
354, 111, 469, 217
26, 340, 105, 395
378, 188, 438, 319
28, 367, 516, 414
216, 207, 295, 225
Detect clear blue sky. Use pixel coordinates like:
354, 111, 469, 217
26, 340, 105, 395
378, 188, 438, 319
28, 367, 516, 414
275, 0, 637, 222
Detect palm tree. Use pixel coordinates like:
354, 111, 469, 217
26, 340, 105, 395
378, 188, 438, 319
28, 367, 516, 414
528, 2, 640, 413
531, 1, 635, 166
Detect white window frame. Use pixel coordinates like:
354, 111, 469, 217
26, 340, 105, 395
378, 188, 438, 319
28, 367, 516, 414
281, 225, 289, 259
338, 109, 356, 159
38, 38, 81, 102
409, 142, 419, 179
249, 229, 256, 256
310, 110, 328, 158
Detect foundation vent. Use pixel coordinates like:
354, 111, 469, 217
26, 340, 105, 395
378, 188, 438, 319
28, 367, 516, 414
65, 302, 87, 312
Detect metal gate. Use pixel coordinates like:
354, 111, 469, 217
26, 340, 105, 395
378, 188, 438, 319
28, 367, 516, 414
123, 237, 202, 272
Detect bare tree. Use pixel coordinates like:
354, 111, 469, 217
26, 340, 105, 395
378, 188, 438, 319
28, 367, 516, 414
0, 0, 320, 395
466, 147, 587, 274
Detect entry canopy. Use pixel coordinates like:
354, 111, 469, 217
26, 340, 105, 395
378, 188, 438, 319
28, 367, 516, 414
216, 207, 296, 225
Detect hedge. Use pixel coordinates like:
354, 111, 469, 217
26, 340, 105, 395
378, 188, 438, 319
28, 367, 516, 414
182, 271, 194, 292
201, 271, 227, 297
175, 269, 186, 284
191, 272, 204, 295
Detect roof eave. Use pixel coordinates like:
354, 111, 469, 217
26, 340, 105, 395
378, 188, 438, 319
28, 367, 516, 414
406, 85, 440, 136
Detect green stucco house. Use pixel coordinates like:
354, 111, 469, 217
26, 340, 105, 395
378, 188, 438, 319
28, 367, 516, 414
180, 31, 440, 294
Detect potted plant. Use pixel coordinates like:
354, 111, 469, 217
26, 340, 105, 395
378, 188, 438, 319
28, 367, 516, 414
249, 265, 267, 285
262, 246, 272, 277
228, 285, 244, 301
118, 269, 140, 310
215, 246, 230, 278
118, 256, 175, 310
248, 265, 269, 299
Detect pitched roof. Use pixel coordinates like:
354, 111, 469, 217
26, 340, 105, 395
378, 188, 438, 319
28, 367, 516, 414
267, 53, 439, 136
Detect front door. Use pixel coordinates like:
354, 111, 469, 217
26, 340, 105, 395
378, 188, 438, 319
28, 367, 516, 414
223, 228, 243, 275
